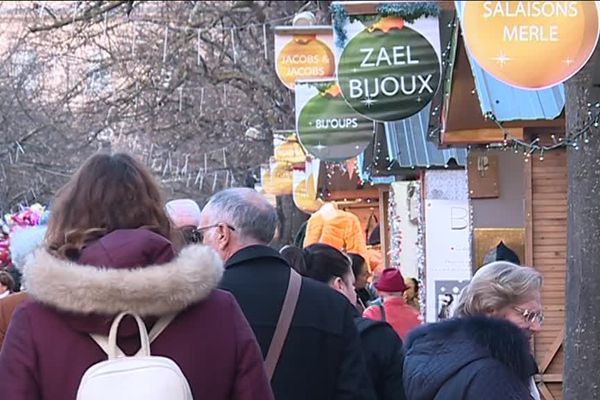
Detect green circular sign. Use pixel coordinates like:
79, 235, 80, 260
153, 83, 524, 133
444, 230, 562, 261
297, 87, 374, 161
338, 25, 441, 122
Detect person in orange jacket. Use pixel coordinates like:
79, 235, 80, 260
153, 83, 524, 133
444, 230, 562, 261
303, 203, 369, 263
363, 268, 422, 340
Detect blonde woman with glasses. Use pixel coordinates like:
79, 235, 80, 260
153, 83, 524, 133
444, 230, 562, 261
403, 261, 543, 400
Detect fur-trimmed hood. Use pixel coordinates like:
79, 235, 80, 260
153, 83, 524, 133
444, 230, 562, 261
22, 245, 223, 316
403, 316, 534, 400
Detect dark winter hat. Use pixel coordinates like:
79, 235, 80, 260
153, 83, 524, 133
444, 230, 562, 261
374, 268, 408, 293
368, 224, 380, 246
483, 241, 520, 266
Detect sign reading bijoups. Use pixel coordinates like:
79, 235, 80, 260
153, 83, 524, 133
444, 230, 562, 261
332, 2, 442, 122
295, 78, 374, 161
460, 1, 600, 89
274, 26, 336, 90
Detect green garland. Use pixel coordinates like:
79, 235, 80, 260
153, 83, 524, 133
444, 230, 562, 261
330, 2, 440, 48
308, 80, 336, 95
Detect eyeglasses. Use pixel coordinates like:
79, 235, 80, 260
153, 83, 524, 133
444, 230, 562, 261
194, 223, 235, 242
512, 306, 544, 325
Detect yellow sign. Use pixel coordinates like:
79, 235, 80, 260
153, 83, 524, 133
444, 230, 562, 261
261, 157, 293, 196
462, 1, 600, 89
273, 132, 306, 164
275, 26, 335, 90
293, 168, 324, 214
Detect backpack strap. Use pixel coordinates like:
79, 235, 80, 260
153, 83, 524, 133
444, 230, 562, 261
89, 333, 116, 357
378, 303, 386, 322
90, 313, 177, 358
147, 313, 177, 343
108, 312, 150, 359
354, 317, 387, 335
264, 268, 302, 381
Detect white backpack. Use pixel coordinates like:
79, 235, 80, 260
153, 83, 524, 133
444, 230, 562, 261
76, 312, 193, 400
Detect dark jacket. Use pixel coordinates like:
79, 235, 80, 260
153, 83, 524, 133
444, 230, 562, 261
0, 229, 273, 400
355, 317, 407, 400
219, 244, 376, 400
403, 316, 535, 400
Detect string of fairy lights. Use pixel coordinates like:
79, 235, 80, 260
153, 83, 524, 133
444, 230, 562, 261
483, 102, 600, 162
432, 6, 600, 161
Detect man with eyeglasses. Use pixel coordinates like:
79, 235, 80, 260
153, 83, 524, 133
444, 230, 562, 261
199, 188, 376, 400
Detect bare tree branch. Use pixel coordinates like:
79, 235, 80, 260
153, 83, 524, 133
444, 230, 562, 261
28, 1, 130, 33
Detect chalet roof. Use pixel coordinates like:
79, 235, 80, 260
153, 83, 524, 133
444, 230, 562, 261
453, 1, 565, 123
385, 106, 467, 169
358, 117, 466, 181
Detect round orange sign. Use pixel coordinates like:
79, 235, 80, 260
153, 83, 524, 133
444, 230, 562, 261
276, 34, 335, 90
462, 1, 600, 89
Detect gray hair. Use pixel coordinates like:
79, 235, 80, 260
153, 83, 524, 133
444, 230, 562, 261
454, 261, 542, 317
203, 188, 278, 244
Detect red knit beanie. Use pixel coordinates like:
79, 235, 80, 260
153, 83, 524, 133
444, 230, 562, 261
374, 268, 408, 292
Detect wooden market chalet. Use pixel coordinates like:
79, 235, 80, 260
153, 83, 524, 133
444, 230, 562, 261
261, 2, 569, 399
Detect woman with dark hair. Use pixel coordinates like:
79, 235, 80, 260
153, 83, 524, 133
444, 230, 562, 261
348, 253, 375, 312
279, 244, 308, 275
403, 277, 420, 311
0, 153, 273, 400
281, 243, 406, 400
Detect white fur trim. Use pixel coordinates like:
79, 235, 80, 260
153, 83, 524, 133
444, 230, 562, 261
23, 245, 223, 316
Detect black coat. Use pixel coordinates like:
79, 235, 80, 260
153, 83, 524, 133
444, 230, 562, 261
403, 316, 535, 400
355, 317, 407, 400
219, 245, 376, 400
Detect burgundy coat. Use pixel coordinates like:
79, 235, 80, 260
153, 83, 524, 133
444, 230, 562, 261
0, 229, 273, 400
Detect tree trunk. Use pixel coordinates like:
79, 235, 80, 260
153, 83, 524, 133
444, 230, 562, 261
563, 45, 600, 398
273, 194, 308, 249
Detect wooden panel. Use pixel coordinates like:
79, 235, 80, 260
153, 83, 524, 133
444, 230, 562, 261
379, 187, 390, 270
538, 384, 556, 400
468, 154, 499, 198
539, 327, 565, 372
443, 128, 524, 144
327, 188, 380, 201
547, 350, 564, 375
529, 149, 567, 399
524, 158, 534, 266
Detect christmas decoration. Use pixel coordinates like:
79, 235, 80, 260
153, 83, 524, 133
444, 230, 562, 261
0, 203, 48, 268
484, 100, 600, 160
332, 2, 442, 122
460, 0, 599, 89
273, 132, 306, 164
388, 182, 404, 272
296, 79, 374, 160
331, 2, 440, 48
274, 26, 336, 90
292, 166, 324, 214
261, 156, 293, 196
337, 16, 441, 121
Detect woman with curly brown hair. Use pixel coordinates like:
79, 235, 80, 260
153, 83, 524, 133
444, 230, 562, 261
0, 152, 273, 400
0, 271, 15, 299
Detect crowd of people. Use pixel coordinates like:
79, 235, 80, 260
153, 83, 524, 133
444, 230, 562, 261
0, 152, 544, 400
